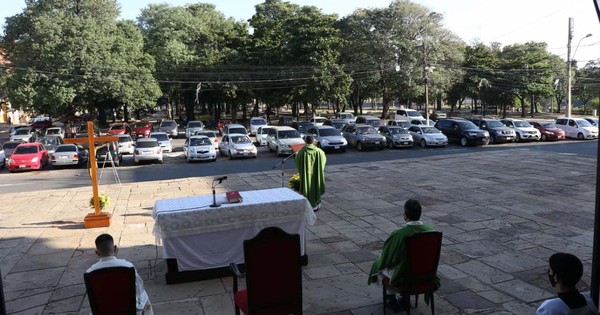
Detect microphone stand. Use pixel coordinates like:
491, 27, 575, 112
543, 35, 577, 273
210, 178, 225, 207
271, 152, 297, 188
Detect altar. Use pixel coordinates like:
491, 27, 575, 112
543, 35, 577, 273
152, 187, 316, 284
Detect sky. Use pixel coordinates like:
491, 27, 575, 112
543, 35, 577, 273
1, 0, 599, 64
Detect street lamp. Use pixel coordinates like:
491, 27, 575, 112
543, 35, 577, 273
422, 12, 440, 126
566, 21, 592, 117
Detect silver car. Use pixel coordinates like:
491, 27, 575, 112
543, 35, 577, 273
37, 135, 63, 153
184, 135, 217, 162
307, 126, 347, 152
378, 126, 413, 149
117, 134, 135, 155
408, 125, 448, 147
10, 128, 36, 142
266, 126, 304, 156
159, 120, 178, 138
149, 132, 172, 153
186, 121, 204, 138
50, 144, 88, 167
134, 138, 163, 164
341, 124, 386, 151
194, 130, 219, 149
219, 133, 257, 159
256, 126, 272, 146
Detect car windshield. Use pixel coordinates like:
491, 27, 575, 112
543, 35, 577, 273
136, 141, 158, 148
190, 138, 211, 146
313, 118, 326, 123
458, 121, 479, 130
542, 123, 557, 128
231, 136, 251, 143
259, 128, 272, 135
331, 122, 345, 129
278, 130, 301, 139
110, 124, 124, 130
160, 121, 176, 127
487, 121, 505, 128
151, 134, 169, 141
197, 131, 217, 138
339, 114, 353, 119
319, 129, 340, 137
15, 129, 29, 135
118, 137, 132, 143
134, 122, 149, 128
14, 146, 38, 154
39, 138, 57, 145
422, 127, 441, 134
407, 111, 421, 117
188, 122, 203, 128
3, 143, 20, 150
514, 121, 532, 128
55, 145, 76, 152
251, 119, 267, 125
357, 127, 378, 134
388, 128, 408, 134
577, 119, 593, 127
46, 129, 60, 134
366, 119, 381, 127
229, 128, 246, 134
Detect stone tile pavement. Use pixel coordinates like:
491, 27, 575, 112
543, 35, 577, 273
0, 147, 597, 314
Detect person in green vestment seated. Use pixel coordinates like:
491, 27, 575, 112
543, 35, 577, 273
367, 199, 435, 311
294, 135, 327, 211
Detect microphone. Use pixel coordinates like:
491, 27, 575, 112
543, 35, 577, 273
210, 176, 227, 208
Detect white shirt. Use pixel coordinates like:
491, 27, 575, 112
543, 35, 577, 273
536, 295, 597, 315
87, 256, 151, 314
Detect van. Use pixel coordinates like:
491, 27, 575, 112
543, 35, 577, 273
555, 117, 599, 140
394, 108, 425, 121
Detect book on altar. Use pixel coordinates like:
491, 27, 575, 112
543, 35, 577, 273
226, 191, 243, 203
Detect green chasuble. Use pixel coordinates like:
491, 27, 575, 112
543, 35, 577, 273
368, 223, 434, 287
294, 144, 326, 207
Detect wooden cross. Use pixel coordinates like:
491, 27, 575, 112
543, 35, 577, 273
64, 121, 119, 228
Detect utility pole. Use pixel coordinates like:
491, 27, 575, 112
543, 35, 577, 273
566, 17, 573, 118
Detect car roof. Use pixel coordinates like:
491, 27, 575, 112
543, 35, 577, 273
251, 117, 266, 120
189, 135, 209, 139
358, 115, 379, 119
354, 124, 373, 127
150, 132, 167, 135
311, 116, 327, 119
137, 138, 158, 142
117, 134, 132, 138
187, 120, 203, 124
228, 133, 249, 137
17, 142, 40, 147
272, 126, 296, 131
316, 125, 335, 129
227, 124, 246, 128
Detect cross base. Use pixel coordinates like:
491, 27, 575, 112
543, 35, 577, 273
84, 212, 111, 229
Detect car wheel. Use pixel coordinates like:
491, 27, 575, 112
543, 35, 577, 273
114, 160, 120, 167
228, 151, 233, 160
460, 137, 468, 146
483, 139, 490, 145
157, 159, 163, 164
388, 140, 394, 149
490, 134, 496, 144
186, 156, 191, 163
357, 142, 364, 151
269, 144, 274, 152
515, 133, 521, 142
420, 139, 427, 148
577, 132, 584, 140
541, 134, 547, 141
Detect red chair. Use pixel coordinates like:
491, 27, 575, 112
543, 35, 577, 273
382, 231, 442, 315
84, 266, 137, 315
230, 227, 303, 315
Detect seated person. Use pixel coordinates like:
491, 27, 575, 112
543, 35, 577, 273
536, 252, 597, 314
86, 234, 153, 315
367, 199, 436, 310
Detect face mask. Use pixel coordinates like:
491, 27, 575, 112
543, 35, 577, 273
548, 270, 557, 287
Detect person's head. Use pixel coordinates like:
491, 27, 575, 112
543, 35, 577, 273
95, 233, 117, 257
305, 135, 315, 145
547, 252, 583, 288
403, 199, 422, 221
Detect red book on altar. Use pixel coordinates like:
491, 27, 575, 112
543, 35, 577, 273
226, 191, 243, 203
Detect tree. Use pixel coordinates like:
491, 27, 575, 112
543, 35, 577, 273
573, 60, 600, 114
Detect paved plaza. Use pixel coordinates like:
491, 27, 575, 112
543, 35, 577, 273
0, 146, 597, 314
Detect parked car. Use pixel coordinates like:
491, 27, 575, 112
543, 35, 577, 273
267, 126, 304, 155
470, 118, 515, 144
96, 141, 122, 167
255, 126, 272, 146
107, 123, 132, 136
387, 120, 412, 129
185, 120, 205, 138
341, 124, 386, 151
0, 144, 4, 168
183, 135, 217, 162
309, 116, 327, 126
323, 119, 347, 131
117, 134, 135, 155
7, 142, 49, 172
355, 116, 383, 128
44, 127, 65, 139
134, 138, 163, 164
277, 116, 296, 127
334, 112, 355, 125
10, 125, 29, 137
159, 120, 179, 138
500, 119, 541, 142
74, 134, 91, 149
584, 117, 599, 127
530, 121, 566, 141
409, 119, 432, 126
10, 128, 36, 142
50, 144, 88, 167
249, 117, 268, 136
307, 125, 347, 152
291, 121, 315, 138
555, 117, 599, 140
378, 126, 414, 149
193, 130, 220, 149
2, 141, 22, 166
78, 123, 98, 137
408, 125, 448, 147
132, 121, 153, 139
149, 132, 173, 153
223, 124, 248, 136
394, 108, 425, 121
434, 111, 447, 119
219, 134, 258, 159
435, 118, 490, 146
37, 135, 64, 153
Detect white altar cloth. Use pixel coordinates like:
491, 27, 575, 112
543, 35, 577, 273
152, 187, 316, 271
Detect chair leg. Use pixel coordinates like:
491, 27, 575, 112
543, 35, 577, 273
382, 285, 387, 315
402, 295, 411, 315
430, 293, 435, 315
415, 294, 419, 308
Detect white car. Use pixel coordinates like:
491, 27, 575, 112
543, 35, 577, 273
378, 126, 413, 148
223, 124, 248, 135
394, 108, 425, 121
267, 126, 304, 156
256, 126, 272, 146
194, 130, 219, 149
555, 117, 599, 140
117, 135, 135, 155
149, 132, 172, 153
408, 125, 448, 147
183, 135, 217, 162
500, 119, 541, 142
249, 117, 268, 136
309, 116, 327, 126
387, 120, 412, 129
185, 121, 204, 138
45, 127, 65, 139
134, 138, 163, 164
50, 144, 88, 167
307, 125, 347, 152
219, 133, 257, 159
0, 144, 5, 168
334, 112, 355, 125
10, 128, 36, 142
584, 117, 599, 127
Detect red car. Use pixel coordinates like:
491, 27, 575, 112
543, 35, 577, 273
8, 143, 49, 172
531, 121, 566, 141
132, 121, 153, 139
107, 122, 132, 136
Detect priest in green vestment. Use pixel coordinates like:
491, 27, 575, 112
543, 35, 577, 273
294, 135, 327, 209
368, 199, 435, 288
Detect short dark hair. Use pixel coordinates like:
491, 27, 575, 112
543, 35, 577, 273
95, 233, 115, 256
305, 135, 315, 144
404, 199, 422, 221
549, 252, 583, 287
